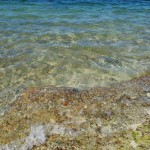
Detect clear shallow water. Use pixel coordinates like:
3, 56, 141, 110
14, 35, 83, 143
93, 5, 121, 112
0, 0, 150, 108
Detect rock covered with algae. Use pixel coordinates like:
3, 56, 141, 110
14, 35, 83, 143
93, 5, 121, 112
0, 76, 150, 149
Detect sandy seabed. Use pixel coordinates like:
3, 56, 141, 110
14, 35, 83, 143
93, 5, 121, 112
0, 76, 150, 150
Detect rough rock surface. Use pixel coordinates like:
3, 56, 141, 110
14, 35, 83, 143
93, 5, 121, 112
0, 76, 150, 149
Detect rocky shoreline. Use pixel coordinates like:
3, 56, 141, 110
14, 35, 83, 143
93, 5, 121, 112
0, 76, 150, 149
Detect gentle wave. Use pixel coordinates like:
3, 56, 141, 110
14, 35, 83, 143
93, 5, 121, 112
0, 0, 150, 109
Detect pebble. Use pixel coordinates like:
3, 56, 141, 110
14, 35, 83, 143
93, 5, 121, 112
131, 96, 136, 99
128, 123, 141, 131
130, 140, 138, 149
96, 118, 102, 127
74, 116, 86, 125
50, 118, 56, 124
145, 108, 150, 115
101, 126, 112, 135
84, 105, 87, 109
147, 93, 150, 97
0, 112, 4, 116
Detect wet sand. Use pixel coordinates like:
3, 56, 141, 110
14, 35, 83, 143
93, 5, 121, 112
0, 76, 150, 149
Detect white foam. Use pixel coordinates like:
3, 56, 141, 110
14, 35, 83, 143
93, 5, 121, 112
0, 123, 79, 150
50, 124, 65, 135
21, 125, 46, 150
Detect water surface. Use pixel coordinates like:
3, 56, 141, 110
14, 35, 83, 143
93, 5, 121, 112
0, 0, 150, 109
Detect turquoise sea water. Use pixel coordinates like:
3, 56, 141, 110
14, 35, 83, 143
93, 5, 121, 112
0, 0, 150, 109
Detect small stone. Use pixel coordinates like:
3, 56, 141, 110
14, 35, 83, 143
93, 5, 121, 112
142, 97, 150, 106
91, 124, 97, 128
147, 93, 150, 97
128, 123, 141, 131
131, 96, 136, 99
73, 116, 86, 125
84, 105, 87, 109
145, 108, 150, 115
50, 118, 56, 124
101, 111, 113, 120
130, 140, 138, 149
101, 126, 112, 135
96, 118, 102, 127
0, 112, 4, 116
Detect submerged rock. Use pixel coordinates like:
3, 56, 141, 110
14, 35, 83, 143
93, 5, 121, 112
0, 76, 150, 149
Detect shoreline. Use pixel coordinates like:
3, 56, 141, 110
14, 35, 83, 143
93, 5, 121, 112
0, 76, 150, 149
